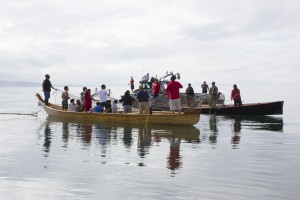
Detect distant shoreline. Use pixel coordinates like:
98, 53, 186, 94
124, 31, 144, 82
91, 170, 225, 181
0, 81, 40, 87
0, 80, 80, 87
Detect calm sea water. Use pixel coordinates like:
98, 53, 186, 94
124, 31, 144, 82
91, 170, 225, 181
0, 86, 299, 200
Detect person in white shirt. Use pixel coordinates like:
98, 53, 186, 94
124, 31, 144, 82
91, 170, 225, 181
142, 73, 150, 83
112, 99, 118, 113
218, 92, 225, 105
69, 99, 76, 111
96, 84, 111, 111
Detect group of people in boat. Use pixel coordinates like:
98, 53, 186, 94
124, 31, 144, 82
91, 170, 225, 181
186, 81, 242, 107
42, 74, 118, 113
130, 73, 243, 108
42, 72, 243, 114
128, 74, 183, 114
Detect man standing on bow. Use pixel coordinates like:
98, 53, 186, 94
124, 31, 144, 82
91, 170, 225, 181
42, 74, 56, 106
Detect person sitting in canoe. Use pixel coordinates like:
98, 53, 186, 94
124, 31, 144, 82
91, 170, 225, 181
92, 102, 103, 113
75, 99, 83, 112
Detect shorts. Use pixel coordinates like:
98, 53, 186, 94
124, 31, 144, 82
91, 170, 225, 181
169, 98, 181, 111
62, 100, 68, 110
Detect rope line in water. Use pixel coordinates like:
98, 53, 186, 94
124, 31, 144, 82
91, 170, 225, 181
0, 108, 44, 116
0, 112, 38, 116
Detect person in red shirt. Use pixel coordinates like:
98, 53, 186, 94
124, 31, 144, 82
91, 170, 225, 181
152, 79, 161, 98
166, 75, 183, 114
231, 84, 242, 106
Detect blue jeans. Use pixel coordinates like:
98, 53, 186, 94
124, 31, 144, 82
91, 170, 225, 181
44, 91, 50, 104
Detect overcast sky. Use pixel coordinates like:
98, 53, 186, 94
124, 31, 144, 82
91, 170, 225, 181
0, 0, 299, 89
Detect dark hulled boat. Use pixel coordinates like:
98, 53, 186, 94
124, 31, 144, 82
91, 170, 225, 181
199, 101, 284, 115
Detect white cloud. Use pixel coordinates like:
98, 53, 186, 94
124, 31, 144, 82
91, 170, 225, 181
0, 0, 299, 88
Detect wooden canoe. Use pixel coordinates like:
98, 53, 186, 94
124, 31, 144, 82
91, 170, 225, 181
36, 93, 200, 126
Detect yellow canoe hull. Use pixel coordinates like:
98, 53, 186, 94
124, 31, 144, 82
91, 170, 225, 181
36, 93, 200, 126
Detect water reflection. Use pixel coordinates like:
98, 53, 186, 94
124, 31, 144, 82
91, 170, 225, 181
62, 123, 69, 148
43, 121, 52, 156
137, 127, 152, 159
167, 138, 181, 171
39, 116, 200, 173
205, 114, 283, 148
209, 115, 218, 144
122, 127, 133, 149
150, 125, 200, 172
231, 118, 241, 147
224, 115, 284, 132
82, 124, 92, 145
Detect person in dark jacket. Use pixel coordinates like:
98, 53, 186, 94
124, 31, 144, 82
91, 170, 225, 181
42, 74, 56, 106
185, 83, 195, 107
119, 90, 136, 113
136, 85, 149, 114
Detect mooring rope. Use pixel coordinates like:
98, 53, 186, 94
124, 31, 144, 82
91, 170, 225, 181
0, 111, 41, 116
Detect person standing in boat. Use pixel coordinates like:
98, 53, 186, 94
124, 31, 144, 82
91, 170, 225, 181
185, 83, 195, 107
136, 85, 150, 114
96, 84, 111, 111
209, 81, 218, 107
61, 86, 70, 111
80, 86, 87, 111
141, 73, 150, 83
42, 74, 57, 106
119, 90, 136, 113
152, 78, 161, 98
231, 84, 242, 106
84, 89, 96, 112
80, 87, 87, 104
201, 81, 209, 94
166, 75, 183, 114
129, 76, 134, 93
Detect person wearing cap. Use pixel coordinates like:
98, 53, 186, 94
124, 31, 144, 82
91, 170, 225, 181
166, 75, 183, 114
201, 81, 209, 94
42, 74, 56, 106
185, 83, 194, 107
